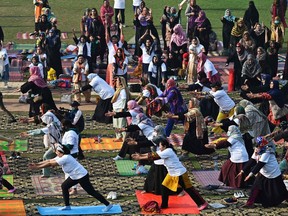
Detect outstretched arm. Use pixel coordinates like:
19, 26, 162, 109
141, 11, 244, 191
28, 159, 58, 170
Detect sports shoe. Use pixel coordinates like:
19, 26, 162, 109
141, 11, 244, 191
58, 206, 71, 210
136, 165, 148, 174
111, 192, 117, 200
102, 204, 113, 212
8, 188, 16, 193
113, 155, 123, 161
234, 191, 245, 198
107, 191, 113, 199
198, 202, 208, 211
223, 197, 238, 204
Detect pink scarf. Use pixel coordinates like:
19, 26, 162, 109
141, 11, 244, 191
197, 52, 207, 73
169, 24, 188, 48
28, 66, 47, 88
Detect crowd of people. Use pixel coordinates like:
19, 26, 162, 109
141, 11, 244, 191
1, 0, 288, 213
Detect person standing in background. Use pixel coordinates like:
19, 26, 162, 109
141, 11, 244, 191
133, 0, 142, 13
114, 0, 126, 27
0, 43, 10, 88
33, 0, 50, 32
0, 26, 4, 43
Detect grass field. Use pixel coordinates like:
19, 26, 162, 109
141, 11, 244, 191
0, 0, 280, 45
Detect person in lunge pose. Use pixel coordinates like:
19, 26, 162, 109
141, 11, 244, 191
28, 144, 113, 212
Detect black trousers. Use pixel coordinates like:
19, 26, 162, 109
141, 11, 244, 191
0, 92, 15, 120
161, 175, 205, 208
61, 174, 109, 206
115, 9, 125, 25
0, 178, 14, 190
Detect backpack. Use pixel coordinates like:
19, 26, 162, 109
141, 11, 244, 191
141, 200, 161, 213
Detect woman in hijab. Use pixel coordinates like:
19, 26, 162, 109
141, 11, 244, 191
206, 125, 249, 188
241, 54, 261, 87
17, 66, 57, 117
197, 52, 221, 83
142, 127, 184, 196
226, 43, 248, 90
247, 80, 288, 129
264, 40, 281, 77
239, 99, 271, 140
221, 9, 237, 51
154, 78, 187, 136
112, 48, 128, 82
270, 16, 285, 47
194, 10, 211, 55
243, 1, 259, 30
169, 24, 188, 62
256, 47, 271, 75
250, 23, 266, 49
241, 73, 271, 104
45, 29, 62, 78
185, 0, 201, 40
230, 18, 248, 48
238, 31, 256, 54
237, 136, 288, 208
187, 37, 204, 84
167, 98, 214, 160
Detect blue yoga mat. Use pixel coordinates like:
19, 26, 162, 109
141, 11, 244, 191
37, 204, 122, 215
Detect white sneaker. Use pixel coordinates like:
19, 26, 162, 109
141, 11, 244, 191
107, 191, 113, 199
102, 204, 113, 212
136, 165, 148, 174
111, 192, 117, 200
113, 155, 123, 161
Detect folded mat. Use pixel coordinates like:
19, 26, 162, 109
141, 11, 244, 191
115, 160, 150, 176
0, 139, 28, 152
135, 190, 199, 214
192, 170, 236, 189
31, 175, 86, 195
37, 204, 122, 215
80, 137, 122, 150
0, 175, 13, 197
0, 200, 25, 216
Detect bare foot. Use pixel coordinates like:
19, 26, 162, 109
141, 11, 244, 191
141, 190, 147, 194
113, 138, 123, 142
177, 190, 185, 197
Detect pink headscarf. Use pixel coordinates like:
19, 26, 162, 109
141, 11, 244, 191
197, 52, 207, 73
127, 100, 143, 113
195, 10, 207, 27
28, 66, 47, 88
169, 24, 188, 48
166, 78, 176, 90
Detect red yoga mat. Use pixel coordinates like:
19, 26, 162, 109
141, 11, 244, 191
135, 190, 199, 214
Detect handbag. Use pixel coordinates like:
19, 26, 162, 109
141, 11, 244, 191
60, 94, 72, 103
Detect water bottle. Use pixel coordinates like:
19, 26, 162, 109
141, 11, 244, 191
214, 160, 219, 171
132, 162, 137, 170
98, 135, 101, 143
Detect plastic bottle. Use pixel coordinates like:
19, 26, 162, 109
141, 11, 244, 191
98, 135, 101, 143
132, 162, 137, 170
214, 160, 219, 171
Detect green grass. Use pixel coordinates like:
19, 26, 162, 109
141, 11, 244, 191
0, 0, 282, 46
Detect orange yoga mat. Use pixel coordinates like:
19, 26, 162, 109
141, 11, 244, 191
0, 200, 26, 216
80, 138, 122, 150
135, 190, 199, 215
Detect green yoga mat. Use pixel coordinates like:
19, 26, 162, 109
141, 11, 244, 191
0, 139, 28, 152
0, 175, 14, 197
115, 160, 150, 176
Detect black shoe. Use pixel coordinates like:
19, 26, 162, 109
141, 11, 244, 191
8, 119, 17, 124
78, 153, 85, 160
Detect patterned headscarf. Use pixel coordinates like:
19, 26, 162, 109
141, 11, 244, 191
224, 9, 236, 22
231, 18, 248, 37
